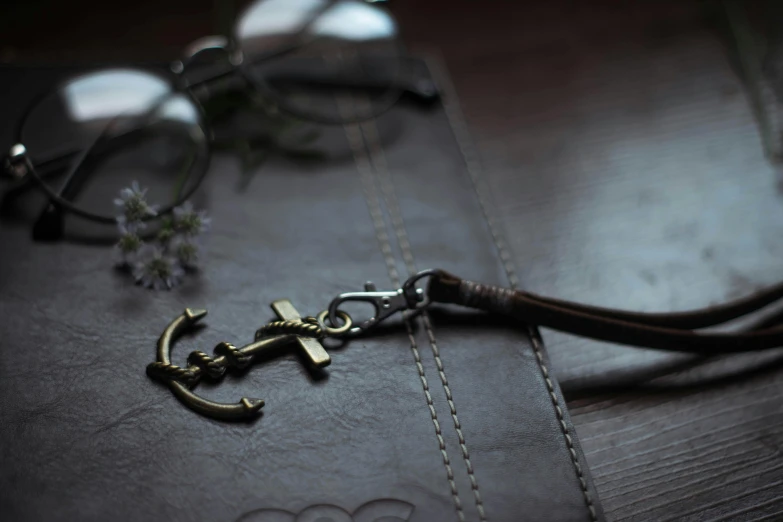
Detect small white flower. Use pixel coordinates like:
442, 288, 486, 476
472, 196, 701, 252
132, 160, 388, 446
156, 217, 177, 247
114, 181, 158, 228
173, 201, 211, 237
132, 247, 185, 290
116, 215, 146, 234
114, 224, 144, 266
171, 235, 202, 269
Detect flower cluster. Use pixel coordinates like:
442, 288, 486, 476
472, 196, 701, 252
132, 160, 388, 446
113, 182, 210, 290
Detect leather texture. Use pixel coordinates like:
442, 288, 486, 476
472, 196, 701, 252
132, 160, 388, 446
0, 59, 603, 521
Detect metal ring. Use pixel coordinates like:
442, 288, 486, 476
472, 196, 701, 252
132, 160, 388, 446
317, 310, 353, 337
401, 268, 441, 309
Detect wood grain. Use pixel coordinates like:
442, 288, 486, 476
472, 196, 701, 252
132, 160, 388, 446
393, 0, 783, 520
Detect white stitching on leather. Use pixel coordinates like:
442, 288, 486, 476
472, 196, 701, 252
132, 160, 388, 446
361, 116, 488, 522
427, 53, 598, 522
339, 98, 467, 522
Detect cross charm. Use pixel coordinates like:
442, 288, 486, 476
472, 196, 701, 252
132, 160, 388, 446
270, 299, 331, 368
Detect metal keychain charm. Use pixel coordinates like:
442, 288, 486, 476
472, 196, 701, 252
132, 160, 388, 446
146, 272, 435, 420
147, 301, 351, 420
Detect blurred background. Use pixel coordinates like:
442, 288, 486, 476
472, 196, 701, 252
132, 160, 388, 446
5, 1, 783, 166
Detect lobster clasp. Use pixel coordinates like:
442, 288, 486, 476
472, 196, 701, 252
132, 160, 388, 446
327, 269, 440, 336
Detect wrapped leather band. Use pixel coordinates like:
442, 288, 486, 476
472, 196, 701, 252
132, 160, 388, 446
428, 270, 783, 354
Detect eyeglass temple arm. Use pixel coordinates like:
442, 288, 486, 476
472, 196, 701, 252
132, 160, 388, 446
30, 102, 167, 241
264, 67, 439, 103
31, 131, 105, 241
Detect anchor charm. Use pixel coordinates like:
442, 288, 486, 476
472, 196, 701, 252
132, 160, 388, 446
147, 271, 436, 421
147, 300, 349, 420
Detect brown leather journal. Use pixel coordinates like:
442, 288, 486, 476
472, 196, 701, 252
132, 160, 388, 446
0, 58, 604, 521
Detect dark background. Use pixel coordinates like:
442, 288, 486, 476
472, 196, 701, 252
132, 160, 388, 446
3, 1, 783, 520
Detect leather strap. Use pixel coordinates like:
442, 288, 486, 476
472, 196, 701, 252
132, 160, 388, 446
428, 270, 783, 354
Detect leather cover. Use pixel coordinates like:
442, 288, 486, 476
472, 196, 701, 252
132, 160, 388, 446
0, 59, 604, 521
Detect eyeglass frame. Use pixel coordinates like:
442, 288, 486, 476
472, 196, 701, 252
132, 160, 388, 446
2, 0, 427, 240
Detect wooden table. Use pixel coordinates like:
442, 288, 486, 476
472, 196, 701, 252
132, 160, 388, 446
393, 1, 783, 520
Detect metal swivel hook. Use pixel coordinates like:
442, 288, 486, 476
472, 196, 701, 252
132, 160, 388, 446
327, 269, 440, 336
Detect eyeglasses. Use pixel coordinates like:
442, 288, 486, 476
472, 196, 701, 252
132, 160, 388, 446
2, 0, 436, 241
